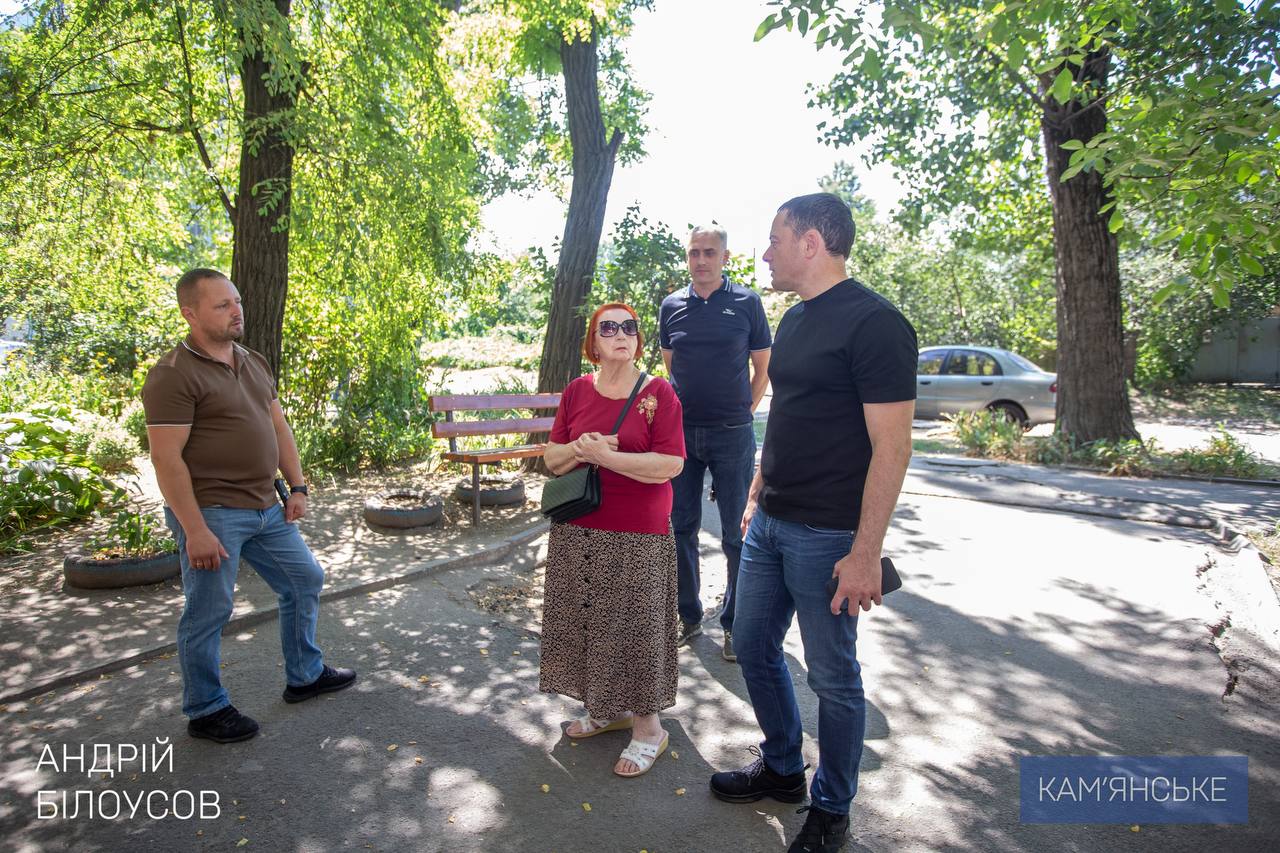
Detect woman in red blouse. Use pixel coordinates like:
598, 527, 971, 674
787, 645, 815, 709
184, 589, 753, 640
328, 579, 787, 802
540, 302, 686, 778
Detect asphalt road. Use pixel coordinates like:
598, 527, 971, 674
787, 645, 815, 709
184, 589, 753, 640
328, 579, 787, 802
4, 469, 1278, 852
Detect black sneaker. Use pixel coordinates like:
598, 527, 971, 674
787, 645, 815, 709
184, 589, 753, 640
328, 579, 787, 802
710, 746, 808, 803
283, 664, 357, 704
787, 805, 850, 853
677, 620, 703, 646
188, 705, 259, 743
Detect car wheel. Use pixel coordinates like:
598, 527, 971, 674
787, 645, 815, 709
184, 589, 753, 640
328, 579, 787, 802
988, 402, 1029, 429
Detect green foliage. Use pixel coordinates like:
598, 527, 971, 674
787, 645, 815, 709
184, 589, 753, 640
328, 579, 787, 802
947, 410, 1025, 459
0, 404, 124, 554
87, 509, 176, 559
947, 409, 1267, 479
593, 205, 685, 372
1169, 426, 1261, 479
758, 0, 1280, 301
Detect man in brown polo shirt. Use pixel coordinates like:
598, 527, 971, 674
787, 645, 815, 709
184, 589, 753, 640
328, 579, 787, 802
143, 268, 355, 744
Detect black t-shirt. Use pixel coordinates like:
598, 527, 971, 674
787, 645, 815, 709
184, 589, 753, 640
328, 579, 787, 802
759, 279, 918, 529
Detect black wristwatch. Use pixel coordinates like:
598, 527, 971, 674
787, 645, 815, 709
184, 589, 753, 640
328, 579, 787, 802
290, 484, 309, 496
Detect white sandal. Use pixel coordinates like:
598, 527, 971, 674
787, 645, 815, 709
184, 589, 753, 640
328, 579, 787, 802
566, 714, 633, 739
614, 731, 669, 778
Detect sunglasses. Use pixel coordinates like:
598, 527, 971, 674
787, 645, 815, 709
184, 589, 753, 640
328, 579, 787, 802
598, 319, 639, 337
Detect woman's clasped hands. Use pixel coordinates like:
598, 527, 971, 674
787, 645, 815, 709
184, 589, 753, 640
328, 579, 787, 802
572, 431, 618, 465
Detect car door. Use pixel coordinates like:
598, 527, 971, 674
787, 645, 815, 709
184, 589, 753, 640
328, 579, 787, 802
915, 350, 947, 418
933, 349, 1004, 416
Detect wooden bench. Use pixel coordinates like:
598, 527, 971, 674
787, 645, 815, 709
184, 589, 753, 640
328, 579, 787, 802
428, 393, 562, 525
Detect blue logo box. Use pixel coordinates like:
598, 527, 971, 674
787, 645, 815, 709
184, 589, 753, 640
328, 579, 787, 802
1020, 756, 1248, 824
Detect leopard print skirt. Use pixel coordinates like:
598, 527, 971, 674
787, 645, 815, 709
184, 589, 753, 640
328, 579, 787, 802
539, 522, 678, 719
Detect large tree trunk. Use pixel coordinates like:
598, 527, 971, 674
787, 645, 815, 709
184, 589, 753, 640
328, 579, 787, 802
1040, 47, 1138, 442
535, 28, 624, 396
231, 0, 296, 381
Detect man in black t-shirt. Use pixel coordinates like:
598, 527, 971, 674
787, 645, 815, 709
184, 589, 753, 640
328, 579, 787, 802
709, 194, 917, 853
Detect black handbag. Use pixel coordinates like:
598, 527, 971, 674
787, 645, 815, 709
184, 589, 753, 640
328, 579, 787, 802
541, 373, 647, 523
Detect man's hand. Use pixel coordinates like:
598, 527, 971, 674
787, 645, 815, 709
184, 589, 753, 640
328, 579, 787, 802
285, 492, 307, 523
740, 469, 763, 537
830, 548, 883, 614
186, 527, 229, 572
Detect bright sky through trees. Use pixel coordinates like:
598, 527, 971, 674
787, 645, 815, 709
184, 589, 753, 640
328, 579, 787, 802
481, 0, 905, 262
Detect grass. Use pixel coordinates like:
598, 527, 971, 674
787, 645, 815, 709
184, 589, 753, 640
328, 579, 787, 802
945, 410, 1279, 480
421, 326, 541, 372
1130, 384, 1280, 425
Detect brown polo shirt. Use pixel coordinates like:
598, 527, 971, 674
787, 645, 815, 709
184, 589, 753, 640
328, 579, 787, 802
142, 337, 280, 509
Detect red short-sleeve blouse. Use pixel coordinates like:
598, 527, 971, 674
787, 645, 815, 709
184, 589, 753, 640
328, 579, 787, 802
548, 375, 686, 535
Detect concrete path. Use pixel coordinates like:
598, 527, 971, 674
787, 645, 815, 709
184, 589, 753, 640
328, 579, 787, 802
2, 462, 1278, 851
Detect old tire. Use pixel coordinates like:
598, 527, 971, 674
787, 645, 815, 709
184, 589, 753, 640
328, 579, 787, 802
63, 551, 181, 590
364, 490, 444, 529
454, 473, 525, 507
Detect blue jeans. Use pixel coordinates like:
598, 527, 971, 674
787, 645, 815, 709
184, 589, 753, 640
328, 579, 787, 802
734, 508, 865, 816
165, 505, 326, 719
670, 421, 756, 631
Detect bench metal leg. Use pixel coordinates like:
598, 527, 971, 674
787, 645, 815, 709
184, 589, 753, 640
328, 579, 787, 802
471, 464, 481, 526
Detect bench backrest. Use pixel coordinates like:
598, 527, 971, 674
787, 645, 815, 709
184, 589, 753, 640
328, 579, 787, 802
428, 393, 562, 453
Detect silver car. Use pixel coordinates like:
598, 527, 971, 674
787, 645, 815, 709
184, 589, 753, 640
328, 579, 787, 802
915, 345, 1057, 427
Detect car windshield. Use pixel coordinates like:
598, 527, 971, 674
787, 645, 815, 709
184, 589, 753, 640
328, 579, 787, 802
1004, 351, 1045, 373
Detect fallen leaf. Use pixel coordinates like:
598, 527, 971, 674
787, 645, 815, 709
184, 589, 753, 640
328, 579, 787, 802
541, 784, 550, 793
570, 741, 577, 747
415, 756, 424, 765
582, 803, 591, 812
447, 814, 456, 823
670, 751, 679, 760
196, 831, 203, 837
1130, 826, 1140, 833
236, 840, 248, 847
387, 744, 398, 751
407, 741, 418, 745
675, 787, 686, 796
512, 650, 521, 655
419, 676, 429, 683
279, 800, 286, 804
479, 649, 489, 656
238, 815, 246, 821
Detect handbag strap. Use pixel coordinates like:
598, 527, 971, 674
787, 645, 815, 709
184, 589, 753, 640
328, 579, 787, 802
608, 372, 648, 435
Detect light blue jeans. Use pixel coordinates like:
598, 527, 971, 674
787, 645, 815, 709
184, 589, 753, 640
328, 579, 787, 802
165, 505, 326, 719
733, 508, 866, 816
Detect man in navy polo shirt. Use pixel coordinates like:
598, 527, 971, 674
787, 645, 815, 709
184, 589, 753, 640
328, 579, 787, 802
659, 224, 772, 661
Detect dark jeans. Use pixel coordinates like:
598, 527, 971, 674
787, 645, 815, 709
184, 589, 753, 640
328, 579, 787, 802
670, 421, 756, 631
735, 508, 865, 815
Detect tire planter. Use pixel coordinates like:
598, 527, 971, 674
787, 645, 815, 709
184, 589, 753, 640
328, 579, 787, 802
453, 472, 526, 507
63, 550, 181, 590
364, 490, 444, 529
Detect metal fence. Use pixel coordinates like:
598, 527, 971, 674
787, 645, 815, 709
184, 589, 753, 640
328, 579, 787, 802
1188, 317, 1280, 385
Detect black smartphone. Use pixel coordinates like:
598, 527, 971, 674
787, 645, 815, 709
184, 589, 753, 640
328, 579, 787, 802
274, 478, 291, 507
825, 557, 902, 613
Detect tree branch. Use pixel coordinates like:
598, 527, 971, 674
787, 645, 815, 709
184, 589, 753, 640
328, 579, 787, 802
174, 0, 235, 222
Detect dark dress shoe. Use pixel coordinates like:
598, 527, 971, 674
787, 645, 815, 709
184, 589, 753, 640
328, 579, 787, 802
188, 705, 259, 743
283, 664, 357, 704
710, 746, 808, 803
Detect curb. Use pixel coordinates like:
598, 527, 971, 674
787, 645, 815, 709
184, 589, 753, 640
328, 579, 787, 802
915, 452, 1280, 489
0, 521, 551, 706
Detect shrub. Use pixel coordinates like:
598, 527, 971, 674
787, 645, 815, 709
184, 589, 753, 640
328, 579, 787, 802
1079, 438, 1156, 477
0, 405, 124, 553
948, 410, 1024, 459
87, 509, 175, 559
1168, 426, 1262, 479
122, 401, 150, 452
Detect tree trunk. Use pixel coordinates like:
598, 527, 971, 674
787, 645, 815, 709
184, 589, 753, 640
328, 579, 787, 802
1040, 47, 1138, 442
535, 28, 624, 396
231, 0, 296, 381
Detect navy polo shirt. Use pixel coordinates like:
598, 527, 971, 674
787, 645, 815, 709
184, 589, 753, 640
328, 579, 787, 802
659, 275, 772, 426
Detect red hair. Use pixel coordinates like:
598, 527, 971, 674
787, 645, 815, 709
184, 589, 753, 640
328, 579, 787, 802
582, 302, 643, 365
